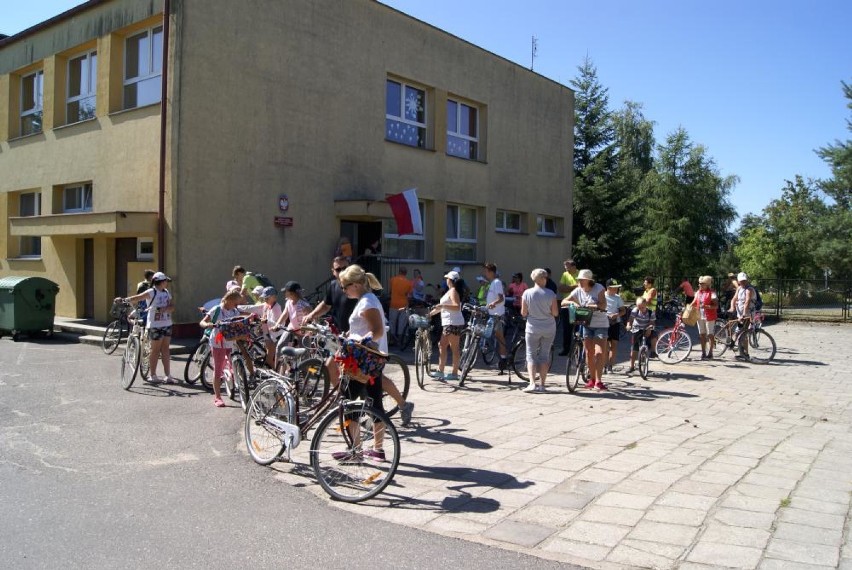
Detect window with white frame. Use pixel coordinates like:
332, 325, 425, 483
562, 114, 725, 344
386, 79, 427, 148
67, 50, 97, 123
446, 99, 479, 160
18, 192, 42, 257
124, 26, 163, 109
496, 210, 521, 233
63, 183, 93, 213
20, 70, 44, 136
137, 238, 154, 261
383, 202, 425, 260
537, 215, 559, 236
446, 204, 477, 262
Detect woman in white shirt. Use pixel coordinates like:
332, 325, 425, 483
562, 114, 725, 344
428, 270, 466, 381
118, 271, 176, 384
562, 269, 609, 391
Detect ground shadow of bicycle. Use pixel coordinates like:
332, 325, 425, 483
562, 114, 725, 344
567, 380, 700, 401
127, 381, 212, 398
398, 416, 491, 450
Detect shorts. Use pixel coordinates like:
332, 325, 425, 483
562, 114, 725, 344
343, 374, 385, 414
696, 319, 715, 335
148, 326, 172, 341
490, 317, 504, 335
525, 329, 555, 365
607, 322, 621, 341
443, 325, 464, 336
582, 326, 607, 340
631, 330, 651, 351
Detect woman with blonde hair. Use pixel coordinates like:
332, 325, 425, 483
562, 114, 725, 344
200, 289, 244, 407
693, 276, 719, 359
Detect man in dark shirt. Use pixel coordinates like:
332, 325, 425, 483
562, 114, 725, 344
305, 256, 358, 331
544, 268, 559, 295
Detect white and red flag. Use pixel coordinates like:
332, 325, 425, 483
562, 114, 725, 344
386, 188, 423, 236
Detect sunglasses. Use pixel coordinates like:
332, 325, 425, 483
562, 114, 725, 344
332, 266, 347, 273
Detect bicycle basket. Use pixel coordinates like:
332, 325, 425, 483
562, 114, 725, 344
570, 306, 593, 325
408, 314, 430, 329
109, 300, 126, 319
217, 316, 252, 340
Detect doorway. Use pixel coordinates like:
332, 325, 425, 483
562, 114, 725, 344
340, 220, 383, 275
83, 238, 94, 318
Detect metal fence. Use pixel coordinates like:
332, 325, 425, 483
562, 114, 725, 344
642, 276, 851, 323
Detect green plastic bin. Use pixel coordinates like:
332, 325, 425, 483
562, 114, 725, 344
0, 276, 60, 341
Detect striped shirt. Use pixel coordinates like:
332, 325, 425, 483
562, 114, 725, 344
629, 306, 656, 333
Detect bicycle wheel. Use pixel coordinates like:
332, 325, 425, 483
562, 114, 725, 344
294, 358, 330, 415
139, 338, 151, 380
121, 335, 141, 390
746, 329, 776, 364
510, 339, 529, 382
638, 346, 649, 379
244, 380, 289, 465
183, 340, 211, 385
414, 334, 431, 389
398, 321, 414, 352
232, 355, 251, 413
382, 354, 410, 418
310, 404, 400, 503
480, 334, 497, 365
458, 330, 478, 386
655, 328, 692, 364
102, 320, 123, 355
713, 320, 731, 356
566, 342, 584, 393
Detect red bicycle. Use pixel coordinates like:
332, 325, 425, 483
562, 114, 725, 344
655, 312, 693, 364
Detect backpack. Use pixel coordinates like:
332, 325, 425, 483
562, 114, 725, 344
753, 286, 763, 312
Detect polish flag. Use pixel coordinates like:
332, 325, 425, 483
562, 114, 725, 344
387, 188, 423, 236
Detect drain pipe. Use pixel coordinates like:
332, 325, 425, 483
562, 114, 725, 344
157, 0, 171, 271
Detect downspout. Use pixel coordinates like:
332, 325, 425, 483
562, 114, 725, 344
157, 0, 171, 271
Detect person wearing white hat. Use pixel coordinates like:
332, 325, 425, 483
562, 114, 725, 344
562, 269, 610, 391
731, 272, 757, 359
429, 270, 466, 381
117, 271, 176, 383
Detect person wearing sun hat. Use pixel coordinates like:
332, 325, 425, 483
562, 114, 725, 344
117, 271, 176, 384
693, 276, 718, 359
604, 279, 626, 373
429, 270, 466, 381
562, 269, 610, 391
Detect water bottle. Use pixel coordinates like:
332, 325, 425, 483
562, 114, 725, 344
484, 317, 495, 339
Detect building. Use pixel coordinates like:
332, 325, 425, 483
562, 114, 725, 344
0, 0, 574, 329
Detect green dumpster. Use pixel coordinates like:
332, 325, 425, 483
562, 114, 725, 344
0, 276, 60, 341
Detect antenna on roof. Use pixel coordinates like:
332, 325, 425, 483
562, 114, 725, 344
530, 36, 538, 71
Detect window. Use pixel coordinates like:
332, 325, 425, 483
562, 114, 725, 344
386, 79, 426, 148
446, 99, 479, 160
20, 70, 44, 136
67, 50, 97, 123
537, 215, 559, 236
124, 26, 163, 109
496, 210, 521, 233
446, 205, 477, 262
137, 238, 154, 261
19, 192, 42, 257
384, 202, 425, 260
63, 183, 93, 213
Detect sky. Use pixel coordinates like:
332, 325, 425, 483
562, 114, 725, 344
3, 1, 850, 223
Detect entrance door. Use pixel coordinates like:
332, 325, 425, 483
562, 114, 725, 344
340, 220, 383, 275
83, 238, 94, 318
115, 238, 137, 297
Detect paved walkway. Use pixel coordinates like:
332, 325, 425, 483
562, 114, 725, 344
271, 321, 852, 569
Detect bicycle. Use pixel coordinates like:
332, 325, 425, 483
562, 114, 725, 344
655, 312, 692, 364
458, 304, 494, 386
635, 327, 654, 380
565, 326, 587, 393
713, 313, 776, 364
508, 328, 555, 384
244, 330, 400, 503
120, 313, 151, 390
103, 300, 132, 355
410, 313, 436, 389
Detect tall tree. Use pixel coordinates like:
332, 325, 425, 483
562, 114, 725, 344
816, 80, 852, 209
637, 128, 737, 279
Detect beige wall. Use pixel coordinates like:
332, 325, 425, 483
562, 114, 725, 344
170, 0, 573, 322
0, 0, 165, 321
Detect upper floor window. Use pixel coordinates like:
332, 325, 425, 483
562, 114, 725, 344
537, 215, 559, 237
19, 192, 42, 257
63, 183, 93, 213
137, 238, 154, 261
20, 70, 44, 136
384, 202, 425, 260
446, 204, 477, 262
124, 26, 163, 109
386, 79, 426, 148
446, 99, 479, 160
68, 50, 97, 123
496, 210, 521, 233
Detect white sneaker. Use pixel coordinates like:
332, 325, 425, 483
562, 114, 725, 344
522, 384, 537, 393
148, 374, 162, 383
536, 385, 546, 393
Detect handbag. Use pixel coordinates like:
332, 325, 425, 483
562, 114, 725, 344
682, 303, 699, 326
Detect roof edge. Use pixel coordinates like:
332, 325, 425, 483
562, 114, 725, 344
0, 1, 108, 49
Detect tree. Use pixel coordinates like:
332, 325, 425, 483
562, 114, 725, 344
637, 128, 737, 279
816, 80, 852, 210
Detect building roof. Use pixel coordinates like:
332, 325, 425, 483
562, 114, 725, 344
0, 1, 107, 48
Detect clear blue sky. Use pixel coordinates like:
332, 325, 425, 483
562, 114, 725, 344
5, 1, 850, 222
